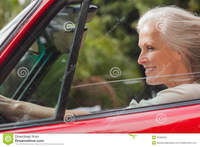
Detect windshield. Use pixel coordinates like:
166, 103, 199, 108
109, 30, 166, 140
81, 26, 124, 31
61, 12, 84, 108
0, 0, 37, 49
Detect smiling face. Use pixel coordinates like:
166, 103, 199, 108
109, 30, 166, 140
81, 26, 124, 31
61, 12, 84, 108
138, 23, 193, 88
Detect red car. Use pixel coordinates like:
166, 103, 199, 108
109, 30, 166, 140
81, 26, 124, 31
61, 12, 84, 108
0, 0, 200, 133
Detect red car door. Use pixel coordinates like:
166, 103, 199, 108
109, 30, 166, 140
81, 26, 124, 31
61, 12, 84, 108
1, 101, 200, 133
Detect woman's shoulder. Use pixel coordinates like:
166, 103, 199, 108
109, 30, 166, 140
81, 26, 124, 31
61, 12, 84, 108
128, 83, 200, 108
159, 83, 200, 94
157, 83, 200, 103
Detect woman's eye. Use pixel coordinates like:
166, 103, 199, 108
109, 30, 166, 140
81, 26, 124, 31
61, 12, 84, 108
146, 46, 154, 51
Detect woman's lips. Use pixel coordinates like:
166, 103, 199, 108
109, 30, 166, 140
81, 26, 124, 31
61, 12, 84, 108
144, 66, 156, 75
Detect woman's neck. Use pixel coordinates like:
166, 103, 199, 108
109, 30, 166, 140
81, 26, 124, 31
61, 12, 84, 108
165, 76, 195, 88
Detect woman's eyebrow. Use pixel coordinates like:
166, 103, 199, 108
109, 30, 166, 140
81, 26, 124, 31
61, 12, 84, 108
138, 42, 147, 48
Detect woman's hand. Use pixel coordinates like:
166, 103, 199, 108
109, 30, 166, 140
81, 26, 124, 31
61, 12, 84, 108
64, 110, 89, 122
0, 95, 55, 122
0, 94, 22, 121
0, 94, 89, 122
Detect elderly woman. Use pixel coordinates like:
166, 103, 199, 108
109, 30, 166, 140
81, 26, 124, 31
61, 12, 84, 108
0, 6, 200, 122
129, 6, 200, 107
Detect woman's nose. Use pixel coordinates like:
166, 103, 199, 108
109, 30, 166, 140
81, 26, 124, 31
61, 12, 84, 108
138, 52, 148, 65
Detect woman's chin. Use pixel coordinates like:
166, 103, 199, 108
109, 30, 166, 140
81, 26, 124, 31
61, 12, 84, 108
146, 77, 163, 85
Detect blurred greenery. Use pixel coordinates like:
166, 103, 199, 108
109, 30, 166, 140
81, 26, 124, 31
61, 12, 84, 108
0, 0, 27, 28
0, 0, 200, 109
69, 0, 200, 108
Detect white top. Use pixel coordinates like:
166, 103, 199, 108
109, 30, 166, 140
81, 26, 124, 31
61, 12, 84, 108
128, 83, 200, 108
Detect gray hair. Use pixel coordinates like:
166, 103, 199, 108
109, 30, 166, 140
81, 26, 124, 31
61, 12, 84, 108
137, 6, 200, 80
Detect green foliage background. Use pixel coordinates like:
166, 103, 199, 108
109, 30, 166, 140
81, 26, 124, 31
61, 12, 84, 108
70, 0, 200, 108
0, 0, 30, 28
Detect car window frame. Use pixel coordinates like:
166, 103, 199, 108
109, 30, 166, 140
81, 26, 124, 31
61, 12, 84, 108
55, 0, 91, 120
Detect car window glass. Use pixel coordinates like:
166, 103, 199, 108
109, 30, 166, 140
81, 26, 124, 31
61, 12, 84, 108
0, 4, 80, 124
67, 2, 200, 113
